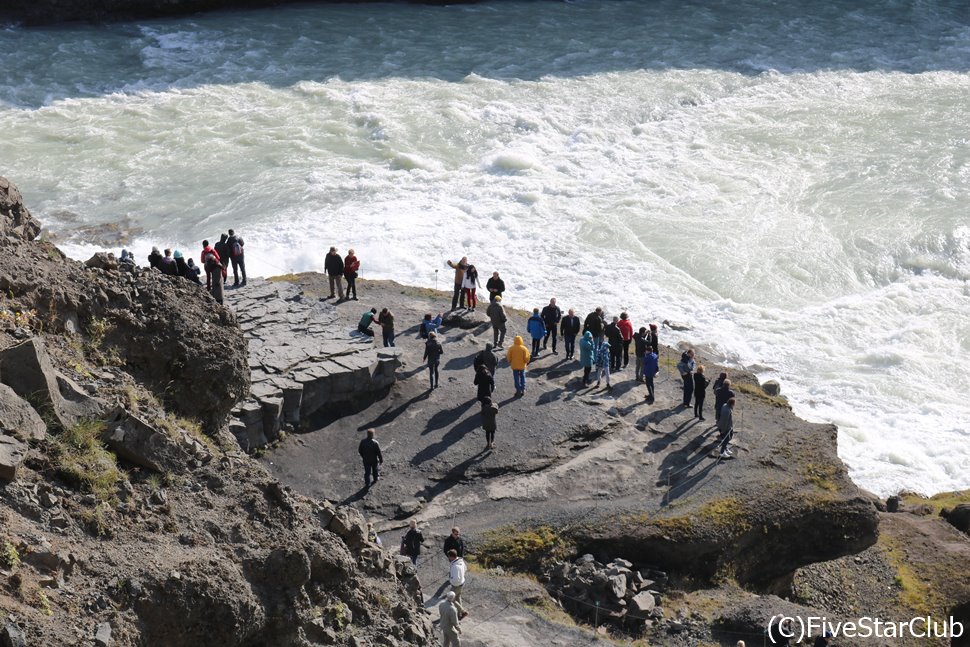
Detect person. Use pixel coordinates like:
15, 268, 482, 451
357, 428, 383, 487
366, 522, 383, 547
736, 642, 746, 647
643, 346, 659, 401
378, 308, 395, 347
717, 397, 736, 458
184, 257, 202, 284
485, 271, 505, 302
693, 364, 710, 420
583, 307, 605, 344
578, 330, 595, 386
461, 265, 482, 311
540, 298, 562, 354
447, 549, 467, 613
119, 249, 135, 267
677, 349, 696, 407
474, 363, 494, 403
158, 248, 178, 276
486, 296, 507, 348
605, 316, 623, 372
648, 323, 660, 355
401, 519, 424, 566
438, 591, 462, 647
443, 527, 466, 558
325, 247, 345, 299
447, 256, 469, 310
506, 335, 531, 396
419, 312, 443, 339
595, 337, 612, 389
714, 378, 736, 424
201, 240, 221, 290
618, 312, 634, 368
560, 308, 580, 360
215, 233, 230, 274
813, 630, 833, 647
358, 308, 378, 338
147, 246, 163, 269
343, 248, 359, 300
633, 327, 649, 382
226, 228, 246, 287
424, 332, 443, 390
526, 308, 546, 358
480, 396, 498, 449
712, 372, 728, 405
173, 250, 189, 277
473, 343, 497, 376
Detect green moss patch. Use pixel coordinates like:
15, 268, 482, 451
476, 525, 574, 571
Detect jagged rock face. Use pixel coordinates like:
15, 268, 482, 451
0, 176, 249, 429
0, 177, 40, 242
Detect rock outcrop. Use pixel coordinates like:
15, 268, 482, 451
0, 177, 40, 242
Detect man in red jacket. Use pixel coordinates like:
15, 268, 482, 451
618, 312, 634, 369
200, 240, 222, 290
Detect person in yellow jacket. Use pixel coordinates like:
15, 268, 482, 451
506, 335, 531, 397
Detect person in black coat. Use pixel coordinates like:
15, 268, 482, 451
633, 327, 649, 382
560, 308, 581, 359
423, 332, 444, 390
485, 271, 505, 302
215, 233, 230, 272
357, 428, 383, 488
325, 246, 345, 299
402, 520, 424, 565
648, 323, 659, 354
693, 365, 711, 420
605, 316, 624, 372
583, 307, 605, 342
540, 298, 562, 354
714, 378, 735, 424
443, 527, 466, 557
474, 364, 495, 403
473, 343, 497, 376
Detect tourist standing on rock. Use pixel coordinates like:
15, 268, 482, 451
583, 307, 605, 345
377, 308, 395, 347
714, 378, 735, 424
447, 256, 469, 310
541, 298, 562, 355
325, 247, 345, 300
717, 397, 736, 458
226, 228, 246, 287
366, 522, 383, 547
402, 519, 424, 565
438, 591, 463, 647
443, 527, 466, 557
357, 428, 383, 488
633, 327, 649, 381
201, 240, 224, 302
158, 248, 178, 276
527, 308, 546, 358
420, 312, 444, 339
462, 265, 482, 311
447, 549, 468, 615
605, 316, 623, 372
506, 335, 531, 396
643, 346, 659, 401
579, 331, 595, 386
677, 349, 696, 407
473, 343, 497, 376
486, 271, 505, 302
148, 246, 163, 269
343, 248, 359, 300
486, 296, 507, 348
174, 250, 189, 277
215, 234, 230, 274
424, 332, 443, 390
693, 365, 710, 420
358, 308, 378, 338
184, 255, 202, 284
480, 396, 498, 449
474, 364, 494, 402
648, 323, 660, 355
560, 308, 580, 360
595, 338, 613, 390
618, 312, 634, 369
712, 372, 727, 418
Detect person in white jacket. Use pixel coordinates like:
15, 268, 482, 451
447, 549, 468, 617
461, 265, 483, 311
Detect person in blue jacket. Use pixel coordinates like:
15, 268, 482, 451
595, 338, 613, 390
419, 312, 443, 339
643, 348, 659, 402
578, 331, 595, 386
527, 308, 546, 358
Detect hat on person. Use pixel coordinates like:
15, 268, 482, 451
173, 250, 183, 259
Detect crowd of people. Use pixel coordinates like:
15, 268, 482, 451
125, 229, 247, 305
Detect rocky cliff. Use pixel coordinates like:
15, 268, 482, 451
0, 177, 435, 647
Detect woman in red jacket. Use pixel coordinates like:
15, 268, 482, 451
618, 312, 634, 369
344, 249, 361, 301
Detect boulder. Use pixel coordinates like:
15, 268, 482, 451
942, 504, 970, 534
85, 252, 119, 272
630, 590, 656, 614
0, 382, 47, 440
0, 176, 40, 241
442, 310, 488, 329
0, 337, 103, 431
1, 622, 27, 647
762, 380, 781, 397
608, 573, 627, 599
94, 622, 112, 647
0, 433, 27, 482
103, 409, 193, 473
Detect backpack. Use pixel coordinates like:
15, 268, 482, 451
231, 241, 242, 257
204, 252, 220, 272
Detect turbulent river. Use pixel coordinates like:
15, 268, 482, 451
2, 0, 969, 497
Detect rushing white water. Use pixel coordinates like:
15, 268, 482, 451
1, 0, 969, 497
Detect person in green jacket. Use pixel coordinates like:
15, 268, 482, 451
357, 308, 377, 338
